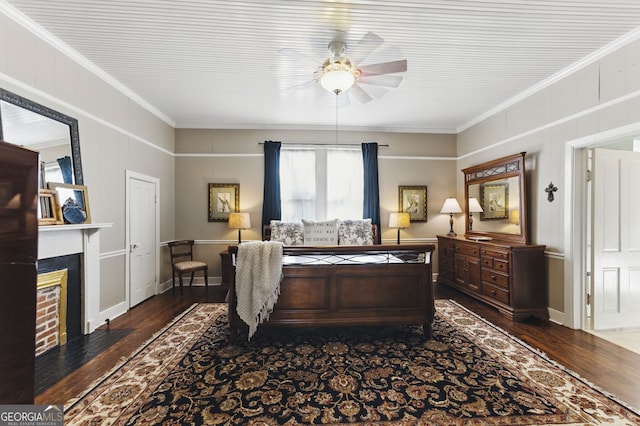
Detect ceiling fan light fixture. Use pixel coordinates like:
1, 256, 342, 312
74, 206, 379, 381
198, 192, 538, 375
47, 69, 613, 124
320, 59, 357, 94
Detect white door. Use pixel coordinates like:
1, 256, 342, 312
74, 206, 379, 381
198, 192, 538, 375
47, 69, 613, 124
591, 148, 640, 330
128, 172, 159, 307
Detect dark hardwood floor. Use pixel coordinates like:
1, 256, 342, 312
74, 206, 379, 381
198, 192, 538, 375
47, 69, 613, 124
35, 284, 640, 412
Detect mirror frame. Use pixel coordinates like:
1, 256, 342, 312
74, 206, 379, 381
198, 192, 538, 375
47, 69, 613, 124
0, 88, 83, 185
462, 152, 528, 244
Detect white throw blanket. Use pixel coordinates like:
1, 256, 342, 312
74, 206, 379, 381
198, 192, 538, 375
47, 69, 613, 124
235, 241, 284, 340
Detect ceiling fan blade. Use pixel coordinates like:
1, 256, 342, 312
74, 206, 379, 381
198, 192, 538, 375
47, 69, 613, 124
359, 60, 407, 76
277, 47, 321, 70
281, 78, 319, 94
349, 32, 384, 64
349, 84, 373, 104
358, 74, 404, 88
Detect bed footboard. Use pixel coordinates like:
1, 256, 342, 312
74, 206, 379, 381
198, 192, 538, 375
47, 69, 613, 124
228, 244, 435, 340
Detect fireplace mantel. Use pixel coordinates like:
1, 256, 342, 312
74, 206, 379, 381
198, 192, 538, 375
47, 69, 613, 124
39, 223, 112, 334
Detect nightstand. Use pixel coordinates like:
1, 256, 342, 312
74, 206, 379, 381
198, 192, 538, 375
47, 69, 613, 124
219, 248, 234, 290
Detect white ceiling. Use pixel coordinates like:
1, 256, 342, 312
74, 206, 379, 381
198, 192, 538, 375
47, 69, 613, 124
4, 0, 640, 133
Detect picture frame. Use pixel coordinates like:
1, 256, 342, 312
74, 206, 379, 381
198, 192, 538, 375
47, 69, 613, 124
38, 188, 63, 225
480, 183, 508, 220
48, 182, 91, 224
208, 183, 239, 222
398, 185, 428, 222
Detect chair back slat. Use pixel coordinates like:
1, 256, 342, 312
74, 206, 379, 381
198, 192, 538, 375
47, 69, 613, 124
167, 240, 195, 264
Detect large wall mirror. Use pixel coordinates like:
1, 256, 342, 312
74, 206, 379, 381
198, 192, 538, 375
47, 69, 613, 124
0, 88, 83, 186
462, 152, 529, 244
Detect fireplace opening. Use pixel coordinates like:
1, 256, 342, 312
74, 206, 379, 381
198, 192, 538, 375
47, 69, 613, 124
37, 254, 81, 352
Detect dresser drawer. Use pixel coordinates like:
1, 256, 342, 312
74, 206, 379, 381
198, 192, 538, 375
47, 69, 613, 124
493, 259, 509, 273
455, 243, 480, 257
482, 283, 509, 305
482, 270, 509, 288
481, 248, 509, 261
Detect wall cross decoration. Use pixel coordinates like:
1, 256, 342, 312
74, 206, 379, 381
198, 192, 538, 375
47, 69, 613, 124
545, 182, 558, 202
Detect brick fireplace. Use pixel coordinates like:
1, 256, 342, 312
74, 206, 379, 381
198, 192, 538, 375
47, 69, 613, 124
36, 269, 68, 356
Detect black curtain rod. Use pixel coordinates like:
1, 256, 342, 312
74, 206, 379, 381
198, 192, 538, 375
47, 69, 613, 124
258, 142, 388, 147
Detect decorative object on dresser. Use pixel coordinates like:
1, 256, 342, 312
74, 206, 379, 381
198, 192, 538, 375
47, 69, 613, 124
440, 197, 462, 237
398, 185, 427, 221
467, 197, 483, 230
438, 152, 548, 321
207, 183, 239, 222
388, 212, 410, 244
227, 212, 250, 243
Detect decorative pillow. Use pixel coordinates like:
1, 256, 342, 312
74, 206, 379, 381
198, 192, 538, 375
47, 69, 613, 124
338, 219, 374, 245
302, 219, 339, 245
270, 220, 304, 245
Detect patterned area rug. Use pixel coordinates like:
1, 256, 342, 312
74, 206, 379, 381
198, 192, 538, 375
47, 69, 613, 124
64, 301, 640, 425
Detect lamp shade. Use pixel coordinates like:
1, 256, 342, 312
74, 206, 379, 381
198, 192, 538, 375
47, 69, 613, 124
440, 198, 462, 214
468, 197, 484, 213
509, 209, 520, 224
228, 212, 251, 229
389, 212, 410, 229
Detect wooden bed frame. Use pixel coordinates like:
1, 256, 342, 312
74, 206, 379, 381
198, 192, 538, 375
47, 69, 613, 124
227, 243, 435, 341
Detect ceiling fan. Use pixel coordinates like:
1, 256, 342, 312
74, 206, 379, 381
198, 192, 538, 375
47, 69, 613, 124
278, 32, 408, 106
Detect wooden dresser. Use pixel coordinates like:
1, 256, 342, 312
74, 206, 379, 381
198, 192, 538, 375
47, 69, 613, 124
437, 235, 548, 321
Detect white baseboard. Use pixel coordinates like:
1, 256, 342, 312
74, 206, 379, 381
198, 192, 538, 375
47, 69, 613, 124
547, 307, 567, 326
159, 276, 223, 293
93, 301, 128, 332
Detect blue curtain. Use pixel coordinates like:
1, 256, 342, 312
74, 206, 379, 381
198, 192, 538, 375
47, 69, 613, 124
362, 142, 381, 243
57, 156, 73, 184
261, 141, 282, 228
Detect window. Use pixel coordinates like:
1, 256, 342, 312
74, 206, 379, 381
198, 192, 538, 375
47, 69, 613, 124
280, 147, 363, 221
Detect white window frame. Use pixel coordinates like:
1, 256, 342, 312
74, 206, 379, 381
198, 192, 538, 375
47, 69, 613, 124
280, 146, 363, 222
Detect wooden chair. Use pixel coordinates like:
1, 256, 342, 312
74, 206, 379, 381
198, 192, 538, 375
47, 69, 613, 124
167, 240, 208, 290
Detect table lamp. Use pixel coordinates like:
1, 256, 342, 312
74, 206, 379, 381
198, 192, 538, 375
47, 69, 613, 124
389, 212, 410, 244
468, 197, 484, 230
440, 198, 462, 237
228, 212, 251, 243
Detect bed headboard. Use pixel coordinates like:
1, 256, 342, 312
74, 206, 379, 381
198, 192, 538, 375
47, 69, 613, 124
263, 222, 379, 245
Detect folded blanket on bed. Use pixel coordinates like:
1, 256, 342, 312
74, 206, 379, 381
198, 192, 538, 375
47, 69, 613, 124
235, 240, 284, 340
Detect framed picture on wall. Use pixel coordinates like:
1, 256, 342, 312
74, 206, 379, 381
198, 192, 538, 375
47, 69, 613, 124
480, 183, 508, 220
208, 183, 239, 222
398, 185, 428, 222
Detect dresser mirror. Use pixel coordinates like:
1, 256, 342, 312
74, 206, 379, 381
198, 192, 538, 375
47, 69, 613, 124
462, 152, 528, 244
0, 88, 83, 185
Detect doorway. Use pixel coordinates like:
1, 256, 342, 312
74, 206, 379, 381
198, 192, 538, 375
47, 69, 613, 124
569, 136, 640, 354
126, 171, 160, 308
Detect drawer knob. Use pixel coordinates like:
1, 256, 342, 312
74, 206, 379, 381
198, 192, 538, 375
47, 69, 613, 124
491, 275, 497, 280
491, 289, 496, 295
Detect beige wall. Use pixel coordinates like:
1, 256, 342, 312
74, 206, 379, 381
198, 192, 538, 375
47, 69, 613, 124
458, 37, 640, 321
1, 12, 175, 318
174, 129, 458, 277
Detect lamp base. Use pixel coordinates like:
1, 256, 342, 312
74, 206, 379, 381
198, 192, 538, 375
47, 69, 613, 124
447, 213, 456, 237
